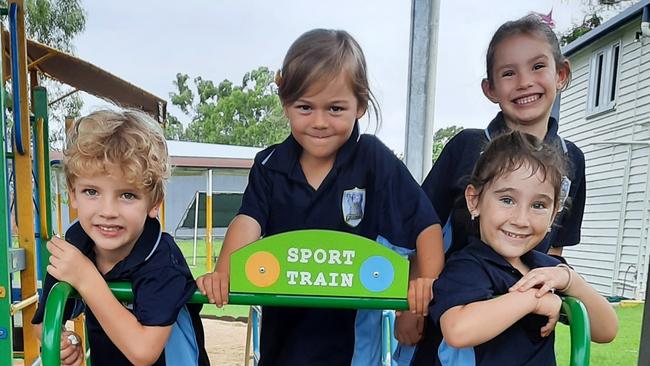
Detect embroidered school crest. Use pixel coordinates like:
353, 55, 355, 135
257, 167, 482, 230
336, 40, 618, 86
342, 187, 365, 227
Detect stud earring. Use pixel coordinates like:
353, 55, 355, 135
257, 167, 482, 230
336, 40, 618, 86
471, 212, 478, 221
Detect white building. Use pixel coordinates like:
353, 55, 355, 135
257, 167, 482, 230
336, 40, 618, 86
560, 1, 650, 300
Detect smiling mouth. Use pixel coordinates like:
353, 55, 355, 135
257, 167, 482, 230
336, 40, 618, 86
501, 230, 529, 239
513, 94, 541, 105
97, 225, 123, 232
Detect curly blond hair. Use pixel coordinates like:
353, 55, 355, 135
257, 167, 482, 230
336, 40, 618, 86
64, 109, 170, 206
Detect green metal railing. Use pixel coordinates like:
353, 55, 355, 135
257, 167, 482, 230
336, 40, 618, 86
42, 281, 593, 366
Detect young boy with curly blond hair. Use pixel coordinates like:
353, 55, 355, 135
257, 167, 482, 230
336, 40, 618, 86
32, 110, 209, 366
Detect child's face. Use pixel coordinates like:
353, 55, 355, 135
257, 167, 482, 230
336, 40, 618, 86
69, 164, 159, 262
284, 73, 365, 164
466, 164, 556, 266
482, 33, 569, 130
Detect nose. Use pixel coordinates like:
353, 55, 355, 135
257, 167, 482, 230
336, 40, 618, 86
517, 72, 534, 90
311, 110, 328, 129
509, 206, 530, 227
99, 197, 119, 218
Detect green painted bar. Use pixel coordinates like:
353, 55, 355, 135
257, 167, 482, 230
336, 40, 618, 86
562, 296, 591, 366
32, 86, 52, 279
41, 282, 74, 366
0, 28, 13, 364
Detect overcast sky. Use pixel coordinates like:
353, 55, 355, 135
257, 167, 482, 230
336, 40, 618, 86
74, 1, 603, 154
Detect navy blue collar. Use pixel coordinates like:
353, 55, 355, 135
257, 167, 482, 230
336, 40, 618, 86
485, 112, 560, 146
262, 121, 361, 180
464, 236, 557, 271
65, 217, 163, 279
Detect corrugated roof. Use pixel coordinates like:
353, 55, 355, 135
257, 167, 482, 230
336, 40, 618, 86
563, 0, 650, 57
2, 30, 167, 122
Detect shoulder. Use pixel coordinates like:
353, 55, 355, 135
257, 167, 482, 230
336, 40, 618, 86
253, 144, 281, 165
137, 233, 188, 273
438, 128, 486, 158
562, 138, 585, 163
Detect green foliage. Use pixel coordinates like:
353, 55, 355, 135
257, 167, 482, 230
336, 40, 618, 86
559, 14, 602, 46
432, 125, 463, 163
169, 66, 290, 147
559, 0, 640, 46
1, 0, 87, 149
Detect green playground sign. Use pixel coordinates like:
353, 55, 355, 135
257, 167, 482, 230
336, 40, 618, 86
230, 230, 409, 299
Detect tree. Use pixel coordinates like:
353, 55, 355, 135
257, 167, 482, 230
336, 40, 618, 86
168, 66, 290, 147
1, 0, 87, 148
432, 125, 463, 163
559, 0, 640, 45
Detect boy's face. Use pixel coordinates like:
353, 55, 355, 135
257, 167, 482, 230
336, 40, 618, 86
482, 33, 569, 130
69, 165, 159, 262
465, 165, 556, 267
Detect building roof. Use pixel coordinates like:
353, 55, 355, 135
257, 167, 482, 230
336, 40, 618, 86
51, 140, 263, 169
2, 31, 166, 122
563, 0, 650, 57
166, 140, 262, 169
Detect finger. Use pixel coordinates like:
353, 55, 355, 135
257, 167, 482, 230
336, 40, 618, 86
196, 276, 207, 295
417, 316, 425, 334
220, 276, 229, 306
407, 280, 416, 313
536, 283, 554, 298
417, 281, 427, 316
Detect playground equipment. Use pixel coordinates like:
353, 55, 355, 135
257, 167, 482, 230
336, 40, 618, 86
1, 1, 168, 364
40, 230, 592, 366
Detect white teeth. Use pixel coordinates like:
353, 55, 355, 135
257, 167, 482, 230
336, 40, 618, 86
99, 226, 119, 232
515, 95, 539, 105
503, 231, 526, 239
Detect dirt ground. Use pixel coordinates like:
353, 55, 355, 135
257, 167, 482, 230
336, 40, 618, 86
203, 318, 250, 366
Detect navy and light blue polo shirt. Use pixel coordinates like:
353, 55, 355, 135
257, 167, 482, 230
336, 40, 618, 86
421, 112, 586, 255
33, 217, 210, 366
239, 122, 440, 365
430, 237, 562, 366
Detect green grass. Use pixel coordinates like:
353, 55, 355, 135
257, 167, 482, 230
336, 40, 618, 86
555, 304, 642, 365
177, 239, 250, 320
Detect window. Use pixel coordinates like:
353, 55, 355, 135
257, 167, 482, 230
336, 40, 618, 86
587, 41, 620, 116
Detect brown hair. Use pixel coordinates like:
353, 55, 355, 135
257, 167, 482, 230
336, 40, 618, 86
485, 14, 571, 90
276, 29, 381, 128
468, 131, 567, 211
64, 109, 170, 206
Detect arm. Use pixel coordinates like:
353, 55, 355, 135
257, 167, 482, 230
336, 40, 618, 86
562, 270, 618, 343
440, 289, 561, 348
46, 237, 171, 366
196, 214, 261, 306
410, 224, 445, 315
509, 265, 618, 343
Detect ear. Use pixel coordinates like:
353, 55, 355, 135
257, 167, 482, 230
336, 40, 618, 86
148, 201, 162, 219
556, 60, 571, 90
356, 105, 367, 120
481, 78, 499, 104
465, 184, 480, 217
68, 186, 78, 210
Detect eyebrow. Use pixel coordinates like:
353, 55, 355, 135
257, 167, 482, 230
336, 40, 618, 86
496, 54, 550, 71
493, 187, 553, 201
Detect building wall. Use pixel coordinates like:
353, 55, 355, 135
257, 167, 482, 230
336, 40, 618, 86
560, 19, 650, 300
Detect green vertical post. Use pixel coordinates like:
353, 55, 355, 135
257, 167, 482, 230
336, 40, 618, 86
32, 86, 52, 278
0, 12, 14, 363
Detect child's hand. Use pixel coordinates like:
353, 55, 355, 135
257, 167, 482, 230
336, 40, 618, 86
196, 271, 230, 307
532, 292, 562, 337
60, 330, 83, 366
509, 267, 571, 297
47, 237, 96, 289
394, 311, 424, 345
407, 277, 434, 316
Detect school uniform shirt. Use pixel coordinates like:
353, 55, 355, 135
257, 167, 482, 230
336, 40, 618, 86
430, 237, 562, 366
239, 122, 440, 366
33, 217, 210, 366
421, 112, 586, 256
